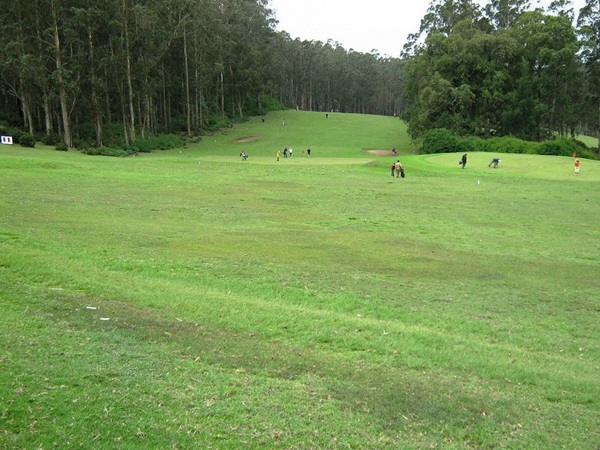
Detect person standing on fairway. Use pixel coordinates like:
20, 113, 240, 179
574, 159, 580, 175
394, 160, 404, 178
276, 150, 281, 162
391, 162, 395, 177
460, 153, 467, 169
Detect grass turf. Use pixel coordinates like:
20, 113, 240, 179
0, 111, 599, 449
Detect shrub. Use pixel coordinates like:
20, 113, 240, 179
81, 147, 100, 156
42, 133, 63, 146
570, 139, 597, 160
18, 134, 36, 148
55, 142, 68, 151
72, 138, 89, 150
485, 136, 539, 154
421, 128, 458, 154
9, 128, 24, 144
204, 114, 233, 132
572, 139, 588, 151
419, 128, 595, 160
131, 135, 185, 153
81, 146, 129, 157
457, 136, 488, 153
74, 122, 97, 143
259, 94, 285, 114
538, 139, 578, 157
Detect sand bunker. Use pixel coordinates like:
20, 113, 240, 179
235, 136, 259, 143
367, 149, 394, 156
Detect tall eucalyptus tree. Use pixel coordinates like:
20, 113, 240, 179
578, 0, 600, 152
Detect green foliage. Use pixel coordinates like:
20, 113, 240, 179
78, 135, 186, 157
0, 124, 34, 147
81, 146, 129, 157
0, 0, 406, 152
484, 136, 539, 154
421, 128, 598, 159
421, 128, 459, 153
258, 94, 286, 114
204, 114, 233, 132
571, 138, 597, 159
455, 135, 489, 153
40, 133, 61, 146
538, 138, 579, 156
405, 6, 585, 142
134, 135, 186, 152
18, 134, 36, 148
73, 122, 98, 143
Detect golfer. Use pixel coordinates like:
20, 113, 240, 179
488, 158, 500, 168
394, 160, 404, 178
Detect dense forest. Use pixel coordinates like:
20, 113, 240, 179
404, 0, 600, 148
0, 0, 598, 152
0, 0, 403, 150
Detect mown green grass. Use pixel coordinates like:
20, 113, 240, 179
577, 134, 599, 150
1, 111, 599, 449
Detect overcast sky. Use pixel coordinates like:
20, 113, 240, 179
268, 0, 588, 58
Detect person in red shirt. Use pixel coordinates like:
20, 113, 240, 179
574, 159, 580, 175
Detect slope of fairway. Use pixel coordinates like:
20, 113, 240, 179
1, 113, 599, 449
161, 110, 415, 160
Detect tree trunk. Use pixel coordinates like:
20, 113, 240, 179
88, 30, 103, 147
123, 0, 136, 142
51, 0, 72, 148
597, 99, 600, 156
42, 95, 52, 135
183, 21, 192, 137
220, 69, 225, 119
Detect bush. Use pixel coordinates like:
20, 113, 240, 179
572, 139, 588, 151
42, 133, 62, 146
418, 128, 596, 160
456, 136, 488, 153
73, 122, 97, 143
421, 128, 458, 154
538, 138, 578, 157
204, 114, 233, 132
9, 128, 24, 144
486, 136, 539, 154
55, 142, 68, 151
18, 134, 36, 148
259, 94, 285, 114
81, 146, 128, 157
132, 134, 185, 153
72, 138, 89, 150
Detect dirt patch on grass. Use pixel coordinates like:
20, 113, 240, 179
235, 136, 259, 143
368, 149, 393, 156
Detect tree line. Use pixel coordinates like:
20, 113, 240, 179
403, 0, 600, 152
0, 0, 598, 153
0, 0, 403, 150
